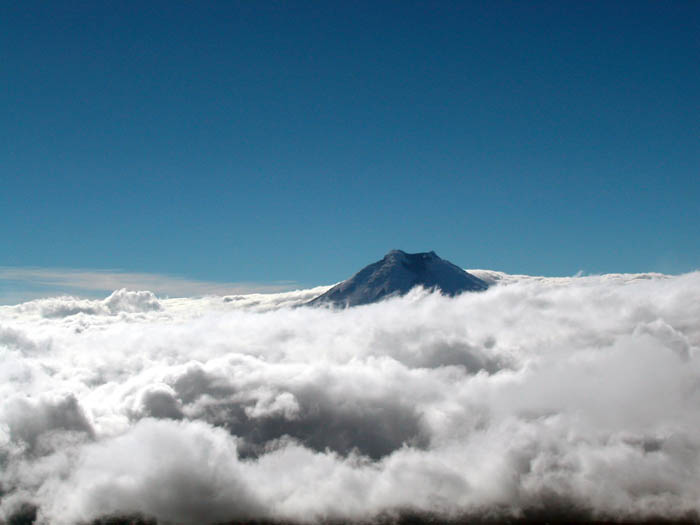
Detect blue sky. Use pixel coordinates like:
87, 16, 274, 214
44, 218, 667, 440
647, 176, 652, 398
2, 1, 699, 301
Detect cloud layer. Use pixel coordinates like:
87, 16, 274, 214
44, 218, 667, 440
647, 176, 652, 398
1, 271, 700, 524
0, 267, 301, 304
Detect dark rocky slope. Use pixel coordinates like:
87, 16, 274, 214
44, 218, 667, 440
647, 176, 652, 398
308, 249, 488, 307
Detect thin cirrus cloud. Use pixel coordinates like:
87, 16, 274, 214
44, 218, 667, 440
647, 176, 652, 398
1, 270, 700, 524
0, 266, 299, 304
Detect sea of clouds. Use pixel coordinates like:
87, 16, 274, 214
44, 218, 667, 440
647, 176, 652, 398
1, 270, 700, 524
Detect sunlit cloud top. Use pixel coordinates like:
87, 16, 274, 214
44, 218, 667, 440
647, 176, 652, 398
2, 270, 700, 523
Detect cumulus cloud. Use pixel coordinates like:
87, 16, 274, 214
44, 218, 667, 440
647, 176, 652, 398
30, 289, 163, 318
1, 271, 700, 523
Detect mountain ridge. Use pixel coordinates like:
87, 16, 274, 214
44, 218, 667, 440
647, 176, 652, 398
307, 249, 488, 307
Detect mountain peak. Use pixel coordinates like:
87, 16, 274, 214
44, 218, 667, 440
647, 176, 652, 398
385, 249, 437, 259
308, 250, 488, 307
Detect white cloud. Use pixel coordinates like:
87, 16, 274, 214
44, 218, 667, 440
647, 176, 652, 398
1, 271, 699, 523
0, 266, 301, 304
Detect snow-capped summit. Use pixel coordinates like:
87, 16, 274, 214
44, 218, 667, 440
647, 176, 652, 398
307, 249, 488, 307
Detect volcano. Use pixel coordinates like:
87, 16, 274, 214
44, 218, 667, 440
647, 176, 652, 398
308, 250, 488, 307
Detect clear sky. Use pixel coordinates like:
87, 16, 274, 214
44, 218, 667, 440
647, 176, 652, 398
2, 1, 699, 300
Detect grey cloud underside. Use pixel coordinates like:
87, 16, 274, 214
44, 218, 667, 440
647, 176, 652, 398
1, 271, 700, 524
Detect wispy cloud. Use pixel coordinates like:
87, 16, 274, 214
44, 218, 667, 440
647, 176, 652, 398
0, 266, 298, 304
